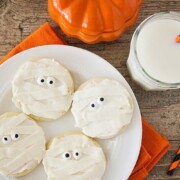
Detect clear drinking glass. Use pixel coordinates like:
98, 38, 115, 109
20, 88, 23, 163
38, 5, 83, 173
127, 11, 180, 90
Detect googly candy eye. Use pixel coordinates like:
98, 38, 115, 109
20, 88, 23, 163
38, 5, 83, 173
90, 103, 95, 108
47, 77, 56, 86
73, 151, 81, 160
62, 152, 71, 160
90, 101, 98, 109
2, 136, 11, 144
11, 133, 20, 141
97, 97, 105, 104
37, 76, 46, 85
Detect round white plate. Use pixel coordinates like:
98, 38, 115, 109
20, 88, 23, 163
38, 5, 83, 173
0, 45, 142, 180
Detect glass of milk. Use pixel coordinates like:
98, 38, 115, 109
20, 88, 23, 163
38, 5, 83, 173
127, 12, 180, 90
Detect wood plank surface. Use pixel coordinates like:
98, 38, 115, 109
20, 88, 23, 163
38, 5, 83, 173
0, 0, 180, 179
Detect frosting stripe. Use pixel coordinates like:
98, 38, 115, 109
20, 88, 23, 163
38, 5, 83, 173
0, 114, 26, 134
16, 82, 68, 99
73, 87, 129, 101
48, 155, 102, 178
10, 126, 41, 134
0, 148, 21, 159
11, 131, 44, 148
46, 146, 102, 157
70, 163, 106, 180
4, 144, 43, 173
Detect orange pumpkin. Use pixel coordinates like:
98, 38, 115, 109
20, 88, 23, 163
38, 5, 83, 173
48, 0, 142, 44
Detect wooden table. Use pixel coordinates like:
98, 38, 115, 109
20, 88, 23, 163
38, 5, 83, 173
0, 0, 180, 179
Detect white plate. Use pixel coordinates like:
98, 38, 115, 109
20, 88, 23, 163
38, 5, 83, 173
0, 45, 142, 180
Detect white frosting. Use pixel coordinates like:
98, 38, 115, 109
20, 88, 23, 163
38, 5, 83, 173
43, 133, 106, 180
12, 58, 74, 120
71, 79, 134, 139
0, 113, 46, 177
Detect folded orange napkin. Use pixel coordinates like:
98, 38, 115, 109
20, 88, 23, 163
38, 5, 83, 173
129, 120, 170, 180
0, 23, 170, 180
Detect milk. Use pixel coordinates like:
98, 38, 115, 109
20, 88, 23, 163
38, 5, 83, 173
137, 19, 180, 84
127, 12, 180, 90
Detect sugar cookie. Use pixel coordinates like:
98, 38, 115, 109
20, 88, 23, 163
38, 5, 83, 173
12, 58, 74, 121
43, 132, 106, 180
71, 78, 134, 139
0, 112, 46, 177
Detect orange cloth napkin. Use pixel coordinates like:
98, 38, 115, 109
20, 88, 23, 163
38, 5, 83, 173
0, 23, 170, 179
129, 120, 170, 180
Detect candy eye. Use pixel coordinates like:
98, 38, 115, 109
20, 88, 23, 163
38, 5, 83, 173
47, 77, 56, 86
73, 151, 81, 160
62, 152, 71, 160
2, 136, 11, 144
90, 103, 96, 108
37, 76, 46, 85
97, 97, 105, 104
90, 100, 99, 109
90, 101, 98, 109
11, 133, 20, 141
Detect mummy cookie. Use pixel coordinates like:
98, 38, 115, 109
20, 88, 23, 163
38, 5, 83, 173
71, 78, 134, 139
0, 112, 46, 177
12, 58, 74, 121
43, 132, 106, 180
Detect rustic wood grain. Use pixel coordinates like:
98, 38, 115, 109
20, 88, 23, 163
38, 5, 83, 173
0, 0, 180, 179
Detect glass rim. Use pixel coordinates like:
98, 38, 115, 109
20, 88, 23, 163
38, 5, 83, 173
131, 11, 180, 88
